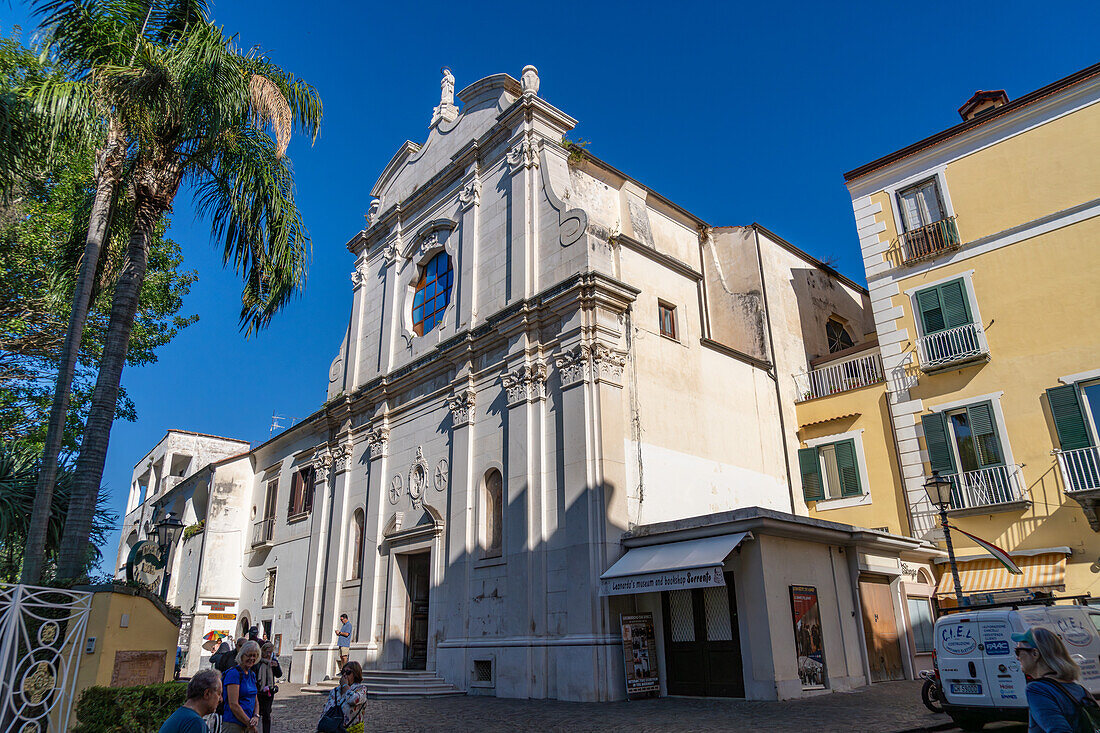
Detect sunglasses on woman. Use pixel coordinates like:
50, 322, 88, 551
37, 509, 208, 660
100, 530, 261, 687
1014, 646, 1037, 656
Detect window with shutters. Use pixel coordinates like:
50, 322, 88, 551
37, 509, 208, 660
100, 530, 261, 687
658, 301, 678, 340
798, 437, 865, 503
287, 465, 315, 521
894, 177, 960, 264
920, 400, 1021, 509
912, 278, 987, 369
1048, 380, 1100, 492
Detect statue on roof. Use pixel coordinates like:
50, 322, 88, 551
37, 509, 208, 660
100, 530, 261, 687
432, 67, 459, 127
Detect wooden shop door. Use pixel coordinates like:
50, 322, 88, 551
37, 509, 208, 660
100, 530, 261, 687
859, 578, 904, 682
662, 585, 744, 697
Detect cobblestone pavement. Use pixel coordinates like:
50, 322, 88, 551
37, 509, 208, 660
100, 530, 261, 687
264, 680, 996, 732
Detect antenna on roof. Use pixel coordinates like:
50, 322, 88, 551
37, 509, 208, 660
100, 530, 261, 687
269, 413, 298, 436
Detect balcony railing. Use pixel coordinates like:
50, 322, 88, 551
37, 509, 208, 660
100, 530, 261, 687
251, 518, 274, 548
794, 352, 884, 402
945, 465, 1026, 511
916, 323, 988, 371
1056, 446, 1100, 493
898, 216, 961, 265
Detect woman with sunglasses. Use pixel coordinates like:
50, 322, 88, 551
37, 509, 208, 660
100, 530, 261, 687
317, 661, 368, 733
1013, 627, 1094, 733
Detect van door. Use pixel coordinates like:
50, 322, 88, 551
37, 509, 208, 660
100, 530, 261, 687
979, 616, 1025, 707
937, 616, 993, 707
1047, 607, 1100, 693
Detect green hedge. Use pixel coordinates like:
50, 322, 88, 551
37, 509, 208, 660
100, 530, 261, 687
72, 681, 187, 733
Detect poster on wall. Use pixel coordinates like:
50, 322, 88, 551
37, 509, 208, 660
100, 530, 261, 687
620, 613, 660, 699
790, 585, 827, 689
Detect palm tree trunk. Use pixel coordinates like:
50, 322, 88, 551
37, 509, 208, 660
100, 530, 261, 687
57, 162, 179, 581
22, 125, 125, 584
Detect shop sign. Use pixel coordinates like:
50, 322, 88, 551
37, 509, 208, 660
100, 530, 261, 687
620, 613, 659, 700
599, 567, 724, 597
790, 585, 827, 688
208, 613, 236, 621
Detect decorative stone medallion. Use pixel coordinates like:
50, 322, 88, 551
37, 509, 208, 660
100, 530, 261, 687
408, 447, 429, 508
435, 459, 449, 491
389, 475, 402, 505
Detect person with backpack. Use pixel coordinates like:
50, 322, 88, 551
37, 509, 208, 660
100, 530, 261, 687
222, 640, 262, 733
317, 661, 367, 733
1014, 627, 1100, 733
255, 641, 282, 733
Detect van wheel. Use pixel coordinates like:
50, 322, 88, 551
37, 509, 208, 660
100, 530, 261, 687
949, 714, 985, 731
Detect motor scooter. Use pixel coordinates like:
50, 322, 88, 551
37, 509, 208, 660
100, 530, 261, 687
920, 669, 944, 714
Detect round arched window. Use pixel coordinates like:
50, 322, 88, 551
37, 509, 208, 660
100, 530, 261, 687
412, 252, 454, 336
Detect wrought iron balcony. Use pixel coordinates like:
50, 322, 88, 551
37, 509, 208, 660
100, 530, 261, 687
794, 352, 884, 402
1056, 446, 1100, 493
944, 465, 1026, 512
251, 518, 274, 548
898, 216, 961, 265
916, 323, 989, 372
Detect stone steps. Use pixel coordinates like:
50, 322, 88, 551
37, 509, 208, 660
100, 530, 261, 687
301, 670, 464, 698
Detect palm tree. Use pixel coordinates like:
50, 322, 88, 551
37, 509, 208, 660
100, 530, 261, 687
55, 15, 321, 580
21, 0, 209, 584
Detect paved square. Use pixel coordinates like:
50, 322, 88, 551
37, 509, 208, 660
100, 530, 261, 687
267, 681, 964, 732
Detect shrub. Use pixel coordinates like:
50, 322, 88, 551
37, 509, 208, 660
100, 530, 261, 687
72, 681, 186, 733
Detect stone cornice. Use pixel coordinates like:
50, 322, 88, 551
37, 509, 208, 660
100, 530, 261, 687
347, 272, 639, 410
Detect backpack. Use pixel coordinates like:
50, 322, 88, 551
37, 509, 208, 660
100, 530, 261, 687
1034, 678, 1100, 733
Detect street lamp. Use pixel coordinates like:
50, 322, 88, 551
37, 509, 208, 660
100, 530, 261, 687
925, 472, 966, 607
154, 512, 185, 598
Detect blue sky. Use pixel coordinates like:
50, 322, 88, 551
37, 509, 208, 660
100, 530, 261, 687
5, 1, 1097, 572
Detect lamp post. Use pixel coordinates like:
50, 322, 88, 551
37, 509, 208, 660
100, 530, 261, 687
154, 512, 185, 600
925, 472, 966, 607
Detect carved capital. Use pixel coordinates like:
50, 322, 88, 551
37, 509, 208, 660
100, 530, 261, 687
351, 263, 368, 288
366, 426, 389, 460
311, 448, 334, 485
506, 133, 539, 174
330, 443, 352, 474
459, 177, 482, 209
554, 344, 591, 389
446, 388, 476, 427
503, 360, 548, 406
591, 343, 627, 387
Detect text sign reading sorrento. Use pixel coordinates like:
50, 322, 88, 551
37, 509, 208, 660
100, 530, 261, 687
599, 566, 726, 596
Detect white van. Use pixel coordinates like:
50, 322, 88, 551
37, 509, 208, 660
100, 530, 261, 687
934, 601, 1100, 730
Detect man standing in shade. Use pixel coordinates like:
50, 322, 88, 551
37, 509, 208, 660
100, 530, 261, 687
335, 613, 352, 677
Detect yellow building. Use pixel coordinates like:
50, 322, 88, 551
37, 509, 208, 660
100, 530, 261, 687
791, 62, 1100, 678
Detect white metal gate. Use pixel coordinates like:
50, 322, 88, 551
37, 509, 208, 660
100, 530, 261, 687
0, 583, 92, 732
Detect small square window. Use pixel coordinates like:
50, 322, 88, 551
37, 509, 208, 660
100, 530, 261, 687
658, 302, 677, 340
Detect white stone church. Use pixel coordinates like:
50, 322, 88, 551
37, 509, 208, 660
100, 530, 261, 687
117, 67, 936, 701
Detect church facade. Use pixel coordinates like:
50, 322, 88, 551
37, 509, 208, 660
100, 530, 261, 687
126, 67, 938, 701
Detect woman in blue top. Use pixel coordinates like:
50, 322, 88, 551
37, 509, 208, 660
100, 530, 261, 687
223, 640, 261, 732
1015, 627, 1093, 733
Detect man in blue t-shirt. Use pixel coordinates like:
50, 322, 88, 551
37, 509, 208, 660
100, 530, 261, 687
159, 669, 221, 733
335, 613, 352, 676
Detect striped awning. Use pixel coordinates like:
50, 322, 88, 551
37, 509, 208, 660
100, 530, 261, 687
935, 552, 1067, 597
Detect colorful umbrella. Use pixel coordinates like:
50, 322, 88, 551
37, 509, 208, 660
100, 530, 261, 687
203, 630, 229, 642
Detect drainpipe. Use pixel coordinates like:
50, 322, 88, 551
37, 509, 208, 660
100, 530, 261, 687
847, 546, 873, 685
753, 226, 797, 514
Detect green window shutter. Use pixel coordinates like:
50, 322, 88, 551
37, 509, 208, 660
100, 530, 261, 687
921, 412, 957, 476
1047, 385, 1093, 450
915, 288, 945, 334
966, 402, 1004, 467
939, 279, 972, 329
834, 440, 863, 497
799, 447, 825, 501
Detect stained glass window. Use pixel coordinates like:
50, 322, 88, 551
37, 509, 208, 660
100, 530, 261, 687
412, 252, 454, 336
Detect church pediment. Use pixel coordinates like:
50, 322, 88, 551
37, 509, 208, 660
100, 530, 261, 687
369, 70, 524, 211
382, 504, 444, 544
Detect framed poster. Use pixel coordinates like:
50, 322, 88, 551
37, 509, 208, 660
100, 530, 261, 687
273, 634, 282, 657
790, 585, 827, 689
620, 613, 659, 699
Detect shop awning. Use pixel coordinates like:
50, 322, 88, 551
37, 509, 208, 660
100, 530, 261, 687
598, 532, 751, 597
935, 552, 1068, 597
